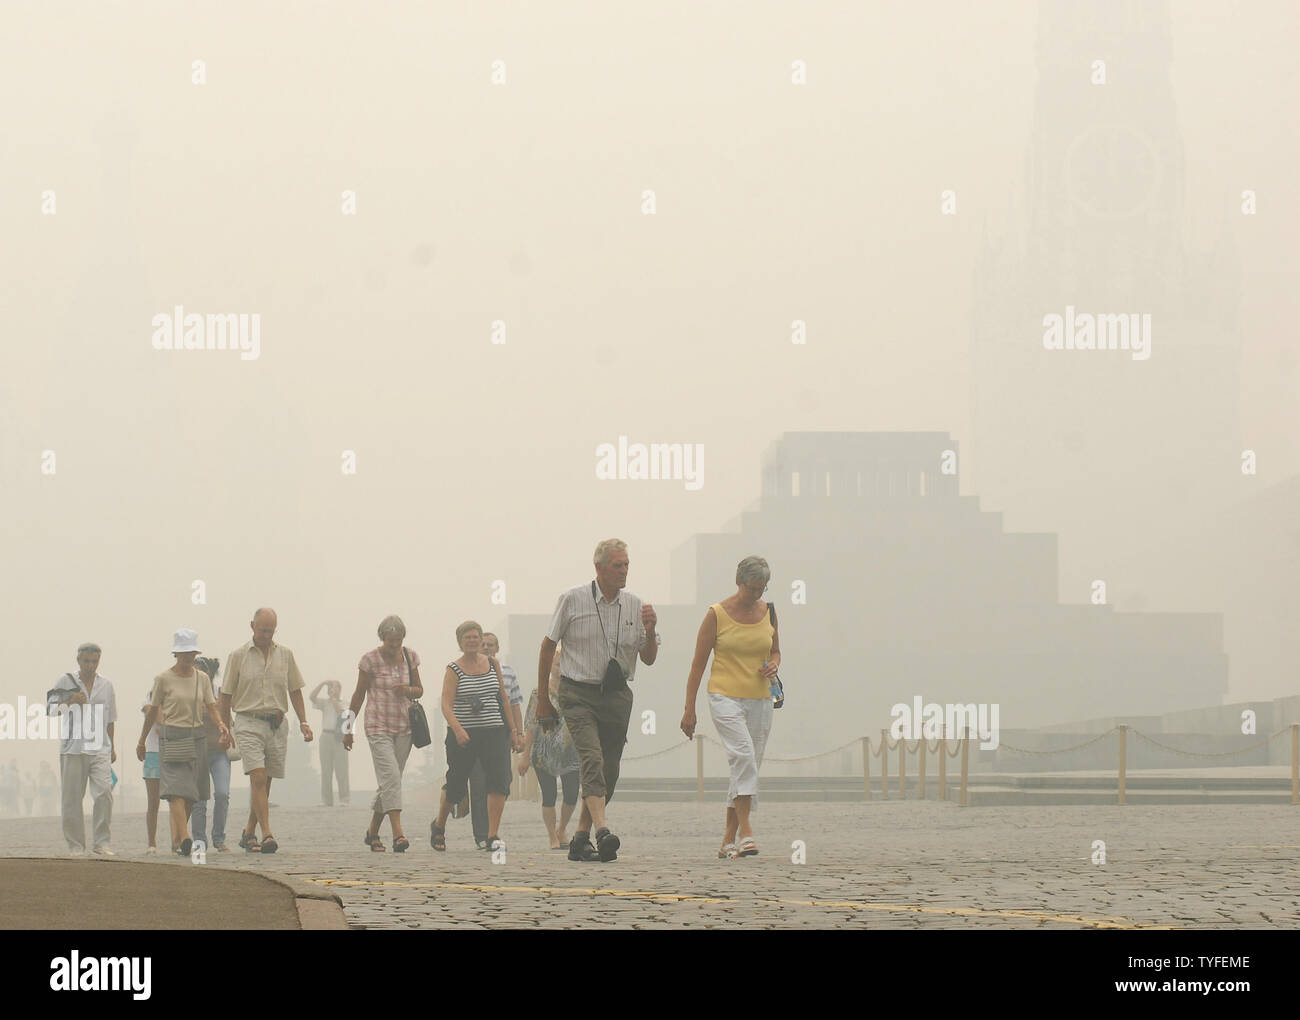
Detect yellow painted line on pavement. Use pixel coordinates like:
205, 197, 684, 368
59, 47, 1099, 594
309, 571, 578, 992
304, 878, 1167, 929
309, 878, 731, 904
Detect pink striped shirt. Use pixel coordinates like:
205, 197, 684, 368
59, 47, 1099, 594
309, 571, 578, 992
358, 647, 421, 736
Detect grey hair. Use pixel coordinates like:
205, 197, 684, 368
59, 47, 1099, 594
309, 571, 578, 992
377, 615, 407, 641
76, 643, 102, 657
736, 556, 771, 587
593, 538, 628, 567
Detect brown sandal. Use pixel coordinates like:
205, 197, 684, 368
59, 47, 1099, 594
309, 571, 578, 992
365, 832, 386, 852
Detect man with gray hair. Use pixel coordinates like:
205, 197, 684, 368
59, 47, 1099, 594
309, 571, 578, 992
46, 643, 118, 856
537, 539, 658, 862
220, 608, 312, 853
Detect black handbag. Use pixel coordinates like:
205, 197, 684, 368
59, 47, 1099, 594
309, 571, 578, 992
404, 648, 431, 748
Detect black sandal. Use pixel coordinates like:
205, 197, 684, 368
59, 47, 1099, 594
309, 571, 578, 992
430, 823, 446, 852
365, 832, 386, 852
393, 836, 410, 853
260, 835, 278, 854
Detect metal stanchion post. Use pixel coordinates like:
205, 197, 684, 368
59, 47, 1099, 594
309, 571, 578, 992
862, 737, 870, 801
919, 737, 927, 801
938, 735, 947, 801
696, 736, 704, 803
898, 736, 905, 799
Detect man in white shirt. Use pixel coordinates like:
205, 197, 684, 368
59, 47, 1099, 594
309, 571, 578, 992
537, 539, 657, 863
46, 642, 118, 856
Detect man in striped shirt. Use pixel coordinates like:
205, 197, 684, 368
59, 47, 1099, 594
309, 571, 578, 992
537, 538, 658, 862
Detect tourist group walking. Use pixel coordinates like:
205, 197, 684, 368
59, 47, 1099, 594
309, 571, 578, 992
44, 540, 782, 862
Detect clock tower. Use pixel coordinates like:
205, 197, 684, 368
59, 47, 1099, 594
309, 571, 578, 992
970, 0, 1242, 589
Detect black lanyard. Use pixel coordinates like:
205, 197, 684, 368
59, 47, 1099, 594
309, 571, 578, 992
591, 580, 622, 663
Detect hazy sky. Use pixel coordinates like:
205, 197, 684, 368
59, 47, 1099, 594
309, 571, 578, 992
2, 1, 1296, 784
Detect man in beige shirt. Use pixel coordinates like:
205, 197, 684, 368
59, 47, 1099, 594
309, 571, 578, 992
220, 608, 313, 853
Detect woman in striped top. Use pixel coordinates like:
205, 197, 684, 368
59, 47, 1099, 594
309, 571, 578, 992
429, 620, 522, 852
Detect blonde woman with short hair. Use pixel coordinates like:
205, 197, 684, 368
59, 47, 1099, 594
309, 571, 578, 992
428, 621, 522, 852
681, 557, 780, 859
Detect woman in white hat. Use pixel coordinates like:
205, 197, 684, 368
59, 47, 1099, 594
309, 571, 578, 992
136, 629, 231, 856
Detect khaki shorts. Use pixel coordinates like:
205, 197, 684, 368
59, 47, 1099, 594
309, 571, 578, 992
233, 712, 288, 778
557, 678, 633, 802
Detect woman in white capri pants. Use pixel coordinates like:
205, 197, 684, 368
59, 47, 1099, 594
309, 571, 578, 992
681, 556, 781, 859
344, 615, 423, 852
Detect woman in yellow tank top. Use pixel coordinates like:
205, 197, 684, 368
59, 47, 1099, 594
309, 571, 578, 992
681, 556, 781, 859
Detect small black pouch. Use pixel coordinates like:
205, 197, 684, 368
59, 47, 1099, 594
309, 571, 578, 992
269, 711, 284, 731
600, 658, 628, 694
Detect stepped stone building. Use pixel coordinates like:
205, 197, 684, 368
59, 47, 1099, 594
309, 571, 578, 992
508, 431, 1228, 755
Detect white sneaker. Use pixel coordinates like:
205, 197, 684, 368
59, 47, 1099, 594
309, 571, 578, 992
93, 846, 116, 856
68, 848, 85, 857
145, 846, 158, 856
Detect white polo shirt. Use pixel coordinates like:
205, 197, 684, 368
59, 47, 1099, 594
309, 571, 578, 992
546, 581, 647, 686
47, 672, 117, 756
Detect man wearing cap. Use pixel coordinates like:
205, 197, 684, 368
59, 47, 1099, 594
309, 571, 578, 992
46, 642, 118, 856
219, 608, 313, 853
537, 538, 658, 863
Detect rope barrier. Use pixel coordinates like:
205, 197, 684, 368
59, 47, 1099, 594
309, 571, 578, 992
621, 724, 1299, 810
765, 736, 863, 763
1129, 726, 1292, 760
624, 726, 1295, 767
622, 739, 694, 762
997, 728, 1120, 756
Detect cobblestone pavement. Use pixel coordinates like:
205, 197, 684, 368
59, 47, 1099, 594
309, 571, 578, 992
3, 799, 1298, 929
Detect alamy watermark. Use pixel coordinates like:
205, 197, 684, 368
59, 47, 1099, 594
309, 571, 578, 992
0, 699, 107, 751
151, 306, 261, 361
594, 436, 704, 490
1042, 305, 1150, 361
889, 696, 1000, 751
50, 952, 151, 999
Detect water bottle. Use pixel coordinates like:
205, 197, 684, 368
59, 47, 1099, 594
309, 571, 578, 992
764, 662, 784, 708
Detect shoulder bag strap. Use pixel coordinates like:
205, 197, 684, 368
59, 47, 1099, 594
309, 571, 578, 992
488, 655, 507, 723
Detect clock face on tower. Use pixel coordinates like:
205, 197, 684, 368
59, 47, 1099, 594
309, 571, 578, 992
1064, 124, 1160, 219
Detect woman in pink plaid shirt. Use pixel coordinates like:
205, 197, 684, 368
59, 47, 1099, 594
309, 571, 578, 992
343, 615, 424, 852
